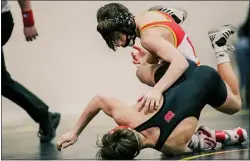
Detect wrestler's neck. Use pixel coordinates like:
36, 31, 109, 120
136, 131, 153, 149
135, 25, 141, 38
134, 17, 141, 38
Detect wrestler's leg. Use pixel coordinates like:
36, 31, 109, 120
163, 117, 200, 155
169, 124, 247, 154
208, 25, 242, 114
197, 126, 247, 146
165, 117, 218, 155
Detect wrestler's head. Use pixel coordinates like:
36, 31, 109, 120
96, 126, 141, 159
96, 3, 137, 51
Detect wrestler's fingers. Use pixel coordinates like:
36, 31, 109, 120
132, 45, 142, 51
144, 99, 151, 115
155, 100, 160, 110
131, 51, 136, 58
62, 141, 73, 149
137, 98, 146, 112
57, 146, 61, 151
137, 95, 144, 102
133, 60, 140, 64
56, 140, 63, 151
149, 100, 155, 113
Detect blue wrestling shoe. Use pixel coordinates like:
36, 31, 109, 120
148, 6, 188, 24
38, 112, 61, 143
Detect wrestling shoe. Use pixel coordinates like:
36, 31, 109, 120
208, 24, 237, 48
208, 24, 237, 62
148, 6, 187, 24
38, 112, 61, 143
198, 126, 248, 146
188, 126, 217, 151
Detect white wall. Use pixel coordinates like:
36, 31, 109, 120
2, 1, 249, 124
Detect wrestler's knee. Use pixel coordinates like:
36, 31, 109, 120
229, 96, 242, 114
217, 92, 242, 115
228, 92, 242, 114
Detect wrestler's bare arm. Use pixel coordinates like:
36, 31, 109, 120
73, 95, 132, 136
140, 30, 189, 93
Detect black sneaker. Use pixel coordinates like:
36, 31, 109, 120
38, 112, 61, 143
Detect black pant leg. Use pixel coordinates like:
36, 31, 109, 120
2, 11, 50, 123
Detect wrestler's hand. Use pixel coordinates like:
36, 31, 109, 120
56, 130, 78, 151
137, 88, 162, 114
131, 45, 146, 64
24, 26, 38, 41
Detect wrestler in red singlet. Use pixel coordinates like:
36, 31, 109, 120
140, 11, 200, 65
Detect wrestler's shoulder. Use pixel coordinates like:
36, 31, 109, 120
135, 11, 164, 26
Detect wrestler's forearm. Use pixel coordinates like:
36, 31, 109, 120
73, 96, 102, 136
17, 0, 32, 11
154, 56, 189, 92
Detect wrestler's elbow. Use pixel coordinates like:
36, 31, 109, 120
174, 54, 189, 71
93, 95, 111, 113
94, 94, 107, 103
91, 95, 107, 108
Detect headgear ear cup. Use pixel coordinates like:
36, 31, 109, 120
115, 12, 136, 47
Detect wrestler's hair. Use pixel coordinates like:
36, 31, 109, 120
96, 3, 134, 51
96, 128, 140, 159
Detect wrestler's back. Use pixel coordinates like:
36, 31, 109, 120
136, 11, 176, 47
135, 11, 200, 65
127, 92, 195, 155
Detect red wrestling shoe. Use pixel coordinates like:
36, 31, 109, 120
198, 126, 248, 146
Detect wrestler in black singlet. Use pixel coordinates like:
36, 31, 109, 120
134, 59, 228, 151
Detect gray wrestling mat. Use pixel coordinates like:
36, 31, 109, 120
2, 108, 249, 160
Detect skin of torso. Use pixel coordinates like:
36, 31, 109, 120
135, 11, 176, 46
121, 90, 197, 155
134, 11, 177, 87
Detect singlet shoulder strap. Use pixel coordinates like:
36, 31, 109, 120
154, 129, 171, 150
139, 11, 177, 47
139, 11, 173, 32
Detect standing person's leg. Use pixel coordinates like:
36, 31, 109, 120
1, 11, 60, 143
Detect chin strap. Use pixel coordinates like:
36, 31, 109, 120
123, 32, 136, 47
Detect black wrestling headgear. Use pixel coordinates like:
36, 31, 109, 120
103, 11, 136, 47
